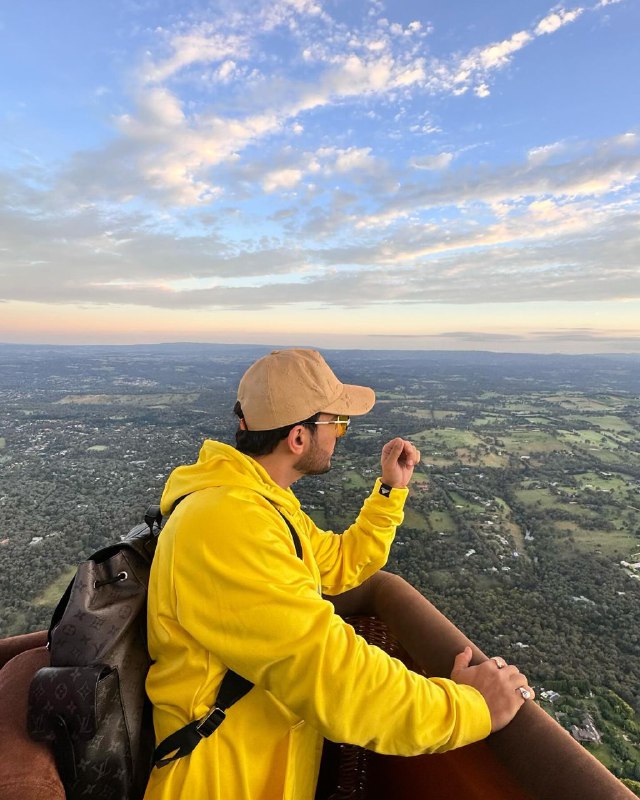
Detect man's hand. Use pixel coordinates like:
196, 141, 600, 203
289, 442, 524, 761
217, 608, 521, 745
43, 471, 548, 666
380, 438, 421, 488
450, 647, 535, 732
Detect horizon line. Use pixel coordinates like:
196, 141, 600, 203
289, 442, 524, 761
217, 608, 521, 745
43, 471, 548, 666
1, 340, 639, 358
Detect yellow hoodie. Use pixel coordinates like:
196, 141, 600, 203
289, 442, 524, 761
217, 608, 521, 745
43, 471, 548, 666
144, 440, 491, 800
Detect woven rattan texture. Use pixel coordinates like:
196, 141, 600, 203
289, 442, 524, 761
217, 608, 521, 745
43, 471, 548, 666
321, 616, 416, 800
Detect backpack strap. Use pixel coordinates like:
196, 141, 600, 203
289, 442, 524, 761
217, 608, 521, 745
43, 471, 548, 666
277, 510, 303, 560
153, 507, 303, 768
153, 670, 253, 767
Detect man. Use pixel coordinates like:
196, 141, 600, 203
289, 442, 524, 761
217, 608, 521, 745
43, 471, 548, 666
144, 348, 531, 800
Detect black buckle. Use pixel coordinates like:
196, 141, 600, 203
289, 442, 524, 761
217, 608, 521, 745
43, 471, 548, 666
195, 707, 226, 738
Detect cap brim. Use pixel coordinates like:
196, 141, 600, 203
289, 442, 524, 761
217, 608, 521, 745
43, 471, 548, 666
321, 384, 375, 417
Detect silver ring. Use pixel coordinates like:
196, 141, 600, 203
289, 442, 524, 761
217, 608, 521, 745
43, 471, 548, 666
492, 657, 506, 669
518, 687, 532, 700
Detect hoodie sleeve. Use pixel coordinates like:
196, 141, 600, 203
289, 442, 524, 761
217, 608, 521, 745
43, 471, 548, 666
304, 478, 408, 595
172, 490, 491, 756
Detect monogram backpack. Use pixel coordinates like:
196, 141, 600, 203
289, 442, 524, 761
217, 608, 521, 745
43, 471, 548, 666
26, 503, 302, 800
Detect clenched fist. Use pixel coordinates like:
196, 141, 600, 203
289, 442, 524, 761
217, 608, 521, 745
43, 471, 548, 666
380, 438, 421, 489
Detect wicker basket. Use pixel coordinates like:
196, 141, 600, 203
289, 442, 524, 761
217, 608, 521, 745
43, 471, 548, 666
316, 616, 415, 800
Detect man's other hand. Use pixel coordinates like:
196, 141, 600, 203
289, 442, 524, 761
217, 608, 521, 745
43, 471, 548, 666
450, 647, 535, 732
380, 438, 421, 488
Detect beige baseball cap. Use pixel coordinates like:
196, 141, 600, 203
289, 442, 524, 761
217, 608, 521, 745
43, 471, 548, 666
237, 348, 375, 430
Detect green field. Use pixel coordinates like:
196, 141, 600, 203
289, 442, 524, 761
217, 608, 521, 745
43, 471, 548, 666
514, 487, 568, 511
553, 521, 639, 556
581, 415, 637, 433
448, 491, 485, 513
414, 426, 511, 468
557, 429, 619, 450
0, 437, 5, 449
428, 510, 456, 533
493, 497, 525, 549
33, 566, 77, 606
56, 392, 200, 406
574, 471, 631, 496
343, 470, 369, 489
471, 414, 501, 426
501, 429, 566, 454
547, 394, 622, 411
414, 427, 482, 448
403, 507, 427, 529
432, 410, 463, 420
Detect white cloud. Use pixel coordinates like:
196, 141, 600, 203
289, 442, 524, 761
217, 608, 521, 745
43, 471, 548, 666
262, 168, 304, 192
434, 6, 592, 98
332, 147, 376, 173
1, 0, 634, 324
283, 0, 322, 12
385, 133, 640, 217
2, 144, 638, 313
477, 30, 533, 70
324, 53, 426, 96
366, 39, 387, 52
143, 26, 249, 84
411, 153, 454, 171
527, 141, 568, 165
535, 7, 584, 36
216, 60, 237, 82
527, 198, 565, 221
260, 0, 327, 31
66, 1, 600, 207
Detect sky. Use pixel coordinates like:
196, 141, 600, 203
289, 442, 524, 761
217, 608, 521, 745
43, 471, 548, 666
1, 0, 639, 353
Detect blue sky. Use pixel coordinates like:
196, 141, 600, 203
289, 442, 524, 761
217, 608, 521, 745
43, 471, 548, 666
1, 0, 638, 352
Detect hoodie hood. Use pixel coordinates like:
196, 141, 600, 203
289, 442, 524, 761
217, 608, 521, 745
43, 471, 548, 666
160, 440, 300, 517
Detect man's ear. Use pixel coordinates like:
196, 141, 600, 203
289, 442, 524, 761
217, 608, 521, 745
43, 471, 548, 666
286, 424, 306, 454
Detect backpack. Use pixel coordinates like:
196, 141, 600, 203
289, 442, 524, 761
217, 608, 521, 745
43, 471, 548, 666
27, 502, 302, 800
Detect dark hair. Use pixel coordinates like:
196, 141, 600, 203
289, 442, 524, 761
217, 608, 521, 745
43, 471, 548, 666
233, 401, 320, 456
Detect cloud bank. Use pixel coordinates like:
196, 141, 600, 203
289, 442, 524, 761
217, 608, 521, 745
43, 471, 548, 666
1, 0, 637, 338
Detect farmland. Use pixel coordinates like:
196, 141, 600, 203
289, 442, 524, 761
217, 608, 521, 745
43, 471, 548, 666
1, 344, 639, 786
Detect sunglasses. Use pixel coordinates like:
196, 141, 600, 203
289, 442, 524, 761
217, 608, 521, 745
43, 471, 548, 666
311, 415, 351, 437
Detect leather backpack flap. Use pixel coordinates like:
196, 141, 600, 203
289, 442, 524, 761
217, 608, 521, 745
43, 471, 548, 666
27, 664, 136, 800
27, 664, 111, 742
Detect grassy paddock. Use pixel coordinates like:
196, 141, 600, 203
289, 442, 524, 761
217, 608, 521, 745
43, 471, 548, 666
581, 415, 637, 434
594, 448, 640, 468
428, 510, 456, 533
33, 566, 78, 607
415, 427, 484, 450
553, 522, 638, 556
56, 392, 200, 406
574, 472, 631, 495
432, 410, 463, 420
403, 507, 428, 530
514, 487, 564, 510
471, 415, 501, 426
449, 491, 485, 513
557, 429, 618, 450
343, 470, 369, 489
547, 394, 621, 411
493, 497, 525, 549
502, 429, 566, 455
